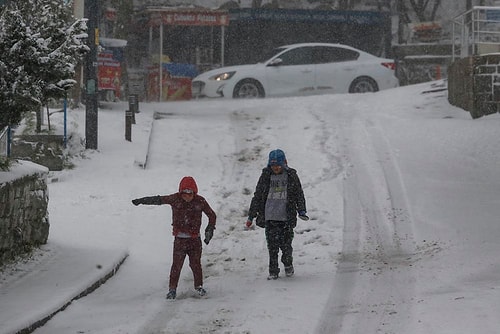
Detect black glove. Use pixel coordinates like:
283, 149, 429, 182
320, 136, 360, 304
204, 225, 215, 245
256, 215, 266, 228
132, 196, 161, 206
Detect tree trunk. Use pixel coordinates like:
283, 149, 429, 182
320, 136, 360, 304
397, 0, 409, 44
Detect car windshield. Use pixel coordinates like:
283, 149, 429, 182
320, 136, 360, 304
256, 46, 288, 63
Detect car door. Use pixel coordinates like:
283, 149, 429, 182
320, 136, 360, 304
264, 46, 315, 97
313, 46, 360, 94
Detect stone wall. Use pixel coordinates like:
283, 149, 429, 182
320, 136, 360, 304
11, 135, 65, 171
0, 161, 49, 265
448, 54, 500, 119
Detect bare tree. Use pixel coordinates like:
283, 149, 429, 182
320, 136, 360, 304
408, 0, 442, 22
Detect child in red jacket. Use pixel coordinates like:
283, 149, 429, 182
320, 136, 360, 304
132, 176, 216, 299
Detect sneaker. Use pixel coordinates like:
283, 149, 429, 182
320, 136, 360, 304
166, 289, 176, 300
285, 265, 294, 277
195, 286, 207, 296
267, 273, 279, 280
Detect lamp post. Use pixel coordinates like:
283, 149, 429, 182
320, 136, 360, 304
84, 0, 99, 150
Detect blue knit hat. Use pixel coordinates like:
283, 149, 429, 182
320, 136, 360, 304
268, 149, 287, 167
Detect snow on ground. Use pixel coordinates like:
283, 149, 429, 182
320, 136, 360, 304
2, 80, 500, 334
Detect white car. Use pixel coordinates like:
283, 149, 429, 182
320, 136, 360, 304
192, 43, 399, 99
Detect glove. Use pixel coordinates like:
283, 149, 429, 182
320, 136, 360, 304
132, 196, 161, 206
298, 210, 309, 221
255, 215, 266, 228
204, 225, 215, 245
245, 217, 253, 228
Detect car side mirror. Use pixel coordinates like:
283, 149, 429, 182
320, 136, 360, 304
268, 58, 283, 66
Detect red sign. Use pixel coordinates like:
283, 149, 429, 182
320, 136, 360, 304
149, 11, 229, 26
98, 53, 121, 97
147, 66, 193, 101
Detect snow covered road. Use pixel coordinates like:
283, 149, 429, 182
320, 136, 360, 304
25, 82, 500, 333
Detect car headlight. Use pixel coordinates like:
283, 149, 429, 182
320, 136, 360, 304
210, 71, 236, 81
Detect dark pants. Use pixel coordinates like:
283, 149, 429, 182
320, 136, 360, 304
169, 237, 203, 290
265, 220, 294, 275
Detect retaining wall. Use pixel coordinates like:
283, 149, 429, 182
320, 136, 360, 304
0, 161, 49, 265
448, 54, 500, 119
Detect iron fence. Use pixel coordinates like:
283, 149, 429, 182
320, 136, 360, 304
452, 6, 500, 61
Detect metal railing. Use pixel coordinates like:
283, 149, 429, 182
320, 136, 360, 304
0, 126, 10, 157
452, 6, 500, 61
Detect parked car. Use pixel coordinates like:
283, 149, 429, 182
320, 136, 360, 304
192, 43, 398, 99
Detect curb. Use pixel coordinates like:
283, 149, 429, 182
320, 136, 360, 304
136, 111, 175, 170
16, 252, 129, 334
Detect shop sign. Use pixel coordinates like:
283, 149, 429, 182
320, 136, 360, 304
149, 11, 229, 26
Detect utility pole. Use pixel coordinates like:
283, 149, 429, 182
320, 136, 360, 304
84, 0, 99, 150
397, 0, 406, 44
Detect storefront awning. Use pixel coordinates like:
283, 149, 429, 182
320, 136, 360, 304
100, 37, 127, 48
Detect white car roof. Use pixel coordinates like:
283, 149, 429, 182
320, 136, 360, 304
276, 43, 378, 58
279, 42, 355, 49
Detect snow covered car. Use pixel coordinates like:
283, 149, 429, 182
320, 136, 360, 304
191, 43, 399, 99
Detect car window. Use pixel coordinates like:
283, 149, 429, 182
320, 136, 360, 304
276, 47, 314, 66
313, 46, 359, 64
258, 46, 288, 63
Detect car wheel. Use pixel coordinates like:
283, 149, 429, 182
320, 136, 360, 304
233, 79, 265, 98
349, 76, 379, 93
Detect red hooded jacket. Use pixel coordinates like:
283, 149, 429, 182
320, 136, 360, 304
159, 176, 216, 237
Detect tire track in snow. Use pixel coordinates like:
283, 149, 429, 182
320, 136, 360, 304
308, 105, 345, 185
317, 116, 417, 334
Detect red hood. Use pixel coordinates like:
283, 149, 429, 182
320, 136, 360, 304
178, 176, 198, 194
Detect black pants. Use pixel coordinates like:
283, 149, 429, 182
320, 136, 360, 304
265, 220, 294, 275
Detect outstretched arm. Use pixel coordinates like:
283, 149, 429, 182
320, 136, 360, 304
131, 196, 162, 206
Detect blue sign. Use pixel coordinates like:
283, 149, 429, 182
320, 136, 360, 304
229, 8, 387, 25
486, 9, 500, 22
163, 63, 198, 78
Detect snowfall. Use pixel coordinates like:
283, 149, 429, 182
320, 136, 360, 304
1, 80, 500, 334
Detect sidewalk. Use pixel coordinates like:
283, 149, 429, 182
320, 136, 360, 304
0, 241, 128, 334
0, 104, 153, 334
